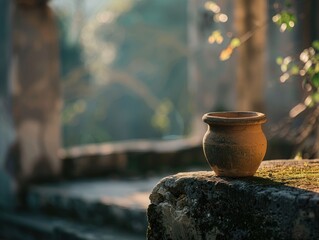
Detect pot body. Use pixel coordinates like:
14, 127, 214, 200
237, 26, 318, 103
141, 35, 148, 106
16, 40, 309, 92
202, 112, 267, 177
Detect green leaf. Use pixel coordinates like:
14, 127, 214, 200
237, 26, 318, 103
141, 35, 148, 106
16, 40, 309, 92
230, 38, 241, 48
312, 40, 319, 51
311, 92, 319, 103
274, 11, 296, 31
276, 57, 283, 65
307, 66, 315, 75
311, 73, 319, 88
290, 64, 299, 75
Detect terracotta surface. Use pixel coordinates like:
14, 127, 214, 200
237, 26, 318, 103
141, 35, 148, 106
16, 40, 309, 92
202, 111, 267, 177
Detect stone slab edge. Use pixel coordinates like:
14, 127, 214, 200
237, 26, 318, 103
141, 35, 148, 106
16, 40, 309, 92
147, 160, 319, 239
26, 189, 147, 233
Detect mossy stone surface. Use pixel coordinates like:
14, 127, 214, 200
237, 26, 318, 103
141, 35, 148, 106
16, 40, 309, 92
147, 160, 319, 240
256, 160, 319, 191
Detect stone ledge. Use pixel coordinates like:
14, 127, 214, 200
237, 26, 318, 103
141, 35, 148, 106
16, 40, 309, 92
147, 160, 319, 240
26, 176, 163, 234
60, 138, 205, 178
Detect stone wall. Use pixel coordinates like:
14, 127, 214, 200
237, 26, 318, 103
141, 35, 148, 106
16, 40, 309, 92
147, 160, 319, 240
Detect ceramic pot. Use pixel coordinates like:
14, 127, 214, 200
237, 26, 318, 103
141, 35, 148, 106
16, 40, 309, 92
202, 111, 267, 177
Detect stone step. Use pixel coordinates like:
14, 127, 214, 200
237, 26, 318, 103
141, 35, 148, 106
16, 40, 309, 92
26, 176, 163, 234
0, 211, 144, 240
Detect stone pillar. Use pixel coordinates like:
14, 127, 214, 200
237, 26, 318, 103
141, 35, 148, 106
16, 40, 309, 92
0, 0, 61, 208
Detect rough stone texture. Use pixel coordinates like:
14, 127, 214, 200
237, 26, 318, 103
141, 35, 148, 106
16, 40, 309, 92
147, 160, 319, 240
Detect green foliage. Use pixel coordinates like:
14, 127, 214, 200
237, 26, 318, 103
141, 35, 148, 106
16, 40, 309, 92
272, 11, 296, 32
204, 0, 319, 157
151, 99, 173, 132
230, 38, 241, 48
276, 57, 283, 65
276, 41, 319, 121
313, 73, 319, 88
53, 0, 190, 147
312, 41, 319, 51
290, 64, 299, 75
311, 92, 319, 103
62, 100, 87, 124
277, 44, 319, 79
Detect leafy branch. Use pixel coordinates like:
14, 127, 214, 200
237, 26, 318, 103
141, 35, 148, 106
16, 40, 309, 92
205, 0, 319, 157
277, 41, 319, 117
205, 1, 296, 61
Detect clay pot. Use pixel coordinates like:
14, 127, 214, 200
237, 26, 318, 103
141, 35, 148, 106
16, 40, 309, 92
202, 111, 267, 177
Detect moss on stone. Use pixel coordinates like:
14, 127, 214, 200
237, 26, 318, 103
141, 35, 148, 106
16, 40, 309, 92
256, 160, 319, 191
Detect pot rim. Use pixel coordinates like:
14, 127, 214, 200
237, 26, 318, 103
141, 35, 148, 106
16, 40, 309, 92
202, 111, 267, 125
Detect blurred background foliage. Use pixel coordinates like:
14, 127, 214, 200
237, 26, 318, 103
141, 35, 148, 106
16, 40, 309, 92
51, 0, 190, 147
50, 0, 319, 159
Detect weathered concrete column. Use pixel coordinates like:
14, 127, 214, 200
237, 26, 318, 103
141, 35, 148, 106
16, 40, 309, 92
0, 0, 61, 208
147, 160, 319, 239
